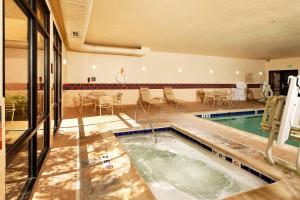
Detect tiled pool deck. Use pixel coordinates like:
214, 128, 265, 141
30, 101, 300, 200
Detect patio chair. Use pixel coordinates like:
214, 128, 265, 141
5, 98, 16, 122
139, 88, 161, 109
196, 90, 205, 102
163, 87, 186, 108
214, 90, 233, 107
203, 91, 216, 106
113, 92, 123, 111
78, 93, 95, 114
98, 95, 114, 116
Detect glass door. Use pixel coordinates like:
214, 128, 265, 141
269, 70, 298, 96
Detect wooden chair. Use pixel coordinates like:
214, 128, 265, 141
5, 98, 16, 122
78, 93, 95, 114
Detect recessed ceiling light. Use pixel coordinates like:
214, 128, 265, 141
178, 68, 183, 72
142, 67, 146, 71
235, 70, 240, 75
209, 69, 214, 74
259, 72, 263, 76
92, 65, 96, 70
63, 59, 67, 65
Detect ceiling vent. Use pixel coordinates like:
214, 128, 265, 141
60, 1, 149, 56
71, 31, 80, 38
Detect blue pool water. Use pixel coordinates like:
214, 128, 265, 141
212, 115, 299, 147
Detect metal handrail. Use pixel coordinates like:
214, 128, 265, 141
135, 99, 158, 143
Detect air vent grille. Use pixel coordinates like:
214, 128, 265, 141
72, 31, 80, 37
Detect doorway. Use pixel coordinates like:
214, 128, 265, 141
269, 70, 298, 95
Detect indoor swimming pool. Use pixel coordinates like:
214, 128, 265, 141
118, 130, 266, 200
211, 115, 300, 147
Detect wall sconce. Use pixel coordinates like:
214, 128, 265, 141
235, 70, 240, 75
142, 67, 146, 71
209, 69, 214, 74
92, 65, 96, 70
178, 68, 183, 72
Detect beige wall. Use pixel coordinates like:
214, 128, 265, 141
64, 51, 265, 106
66, 51, 265, 83
0, 1, 6, 199
265, 57, 300, 80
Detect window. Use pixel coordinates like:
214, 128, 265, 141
37, 1, 46, 27
4, 0, 30, 148
4, 0, 50, 199
37, 31, 45, 119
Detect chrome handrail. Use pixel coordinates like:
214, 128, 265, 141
135, 99, 157, 143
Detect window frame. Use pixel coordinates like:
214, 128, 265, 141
3, 0, 50, 199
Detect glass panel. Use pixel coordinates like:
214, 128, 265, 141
5, 141, 29, 200
37, 32, 45, 119
37, 1, 45, 27
4, 0, 29, 148
37, 123, 44, 158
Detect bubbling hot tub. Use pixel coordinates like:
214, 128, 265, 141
117, 129, 268, 200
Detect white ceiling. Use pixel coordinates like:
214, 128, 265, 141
81, 0, 300, 59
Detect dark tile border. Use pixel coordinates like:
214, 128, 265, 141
114, 126, 276, 184
197, 109, 264, 119
114, 127, 172, 137
63, 83, 261, 90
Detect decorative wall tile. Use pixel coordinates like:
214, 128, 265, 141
63, 83, 261, 90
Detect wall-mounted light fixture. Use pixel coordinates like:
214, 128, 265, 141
63, 59, 67, 65
235, 70, 240, 75
178, 68, 183, 72
92, 65, 96, 70
209, 69, 214, 74
259, 71, 263, 76
142, 67, 146, 71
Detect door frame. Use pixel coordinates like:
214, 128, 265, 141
269, 69, 299, 95
53, 24, 62, 135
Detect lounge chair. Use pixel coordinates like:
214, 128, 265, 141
139, 88, 161, 109
163, 87, 186, 108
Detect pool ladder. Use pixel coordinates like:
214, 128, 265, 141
135, 99, 158, 143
